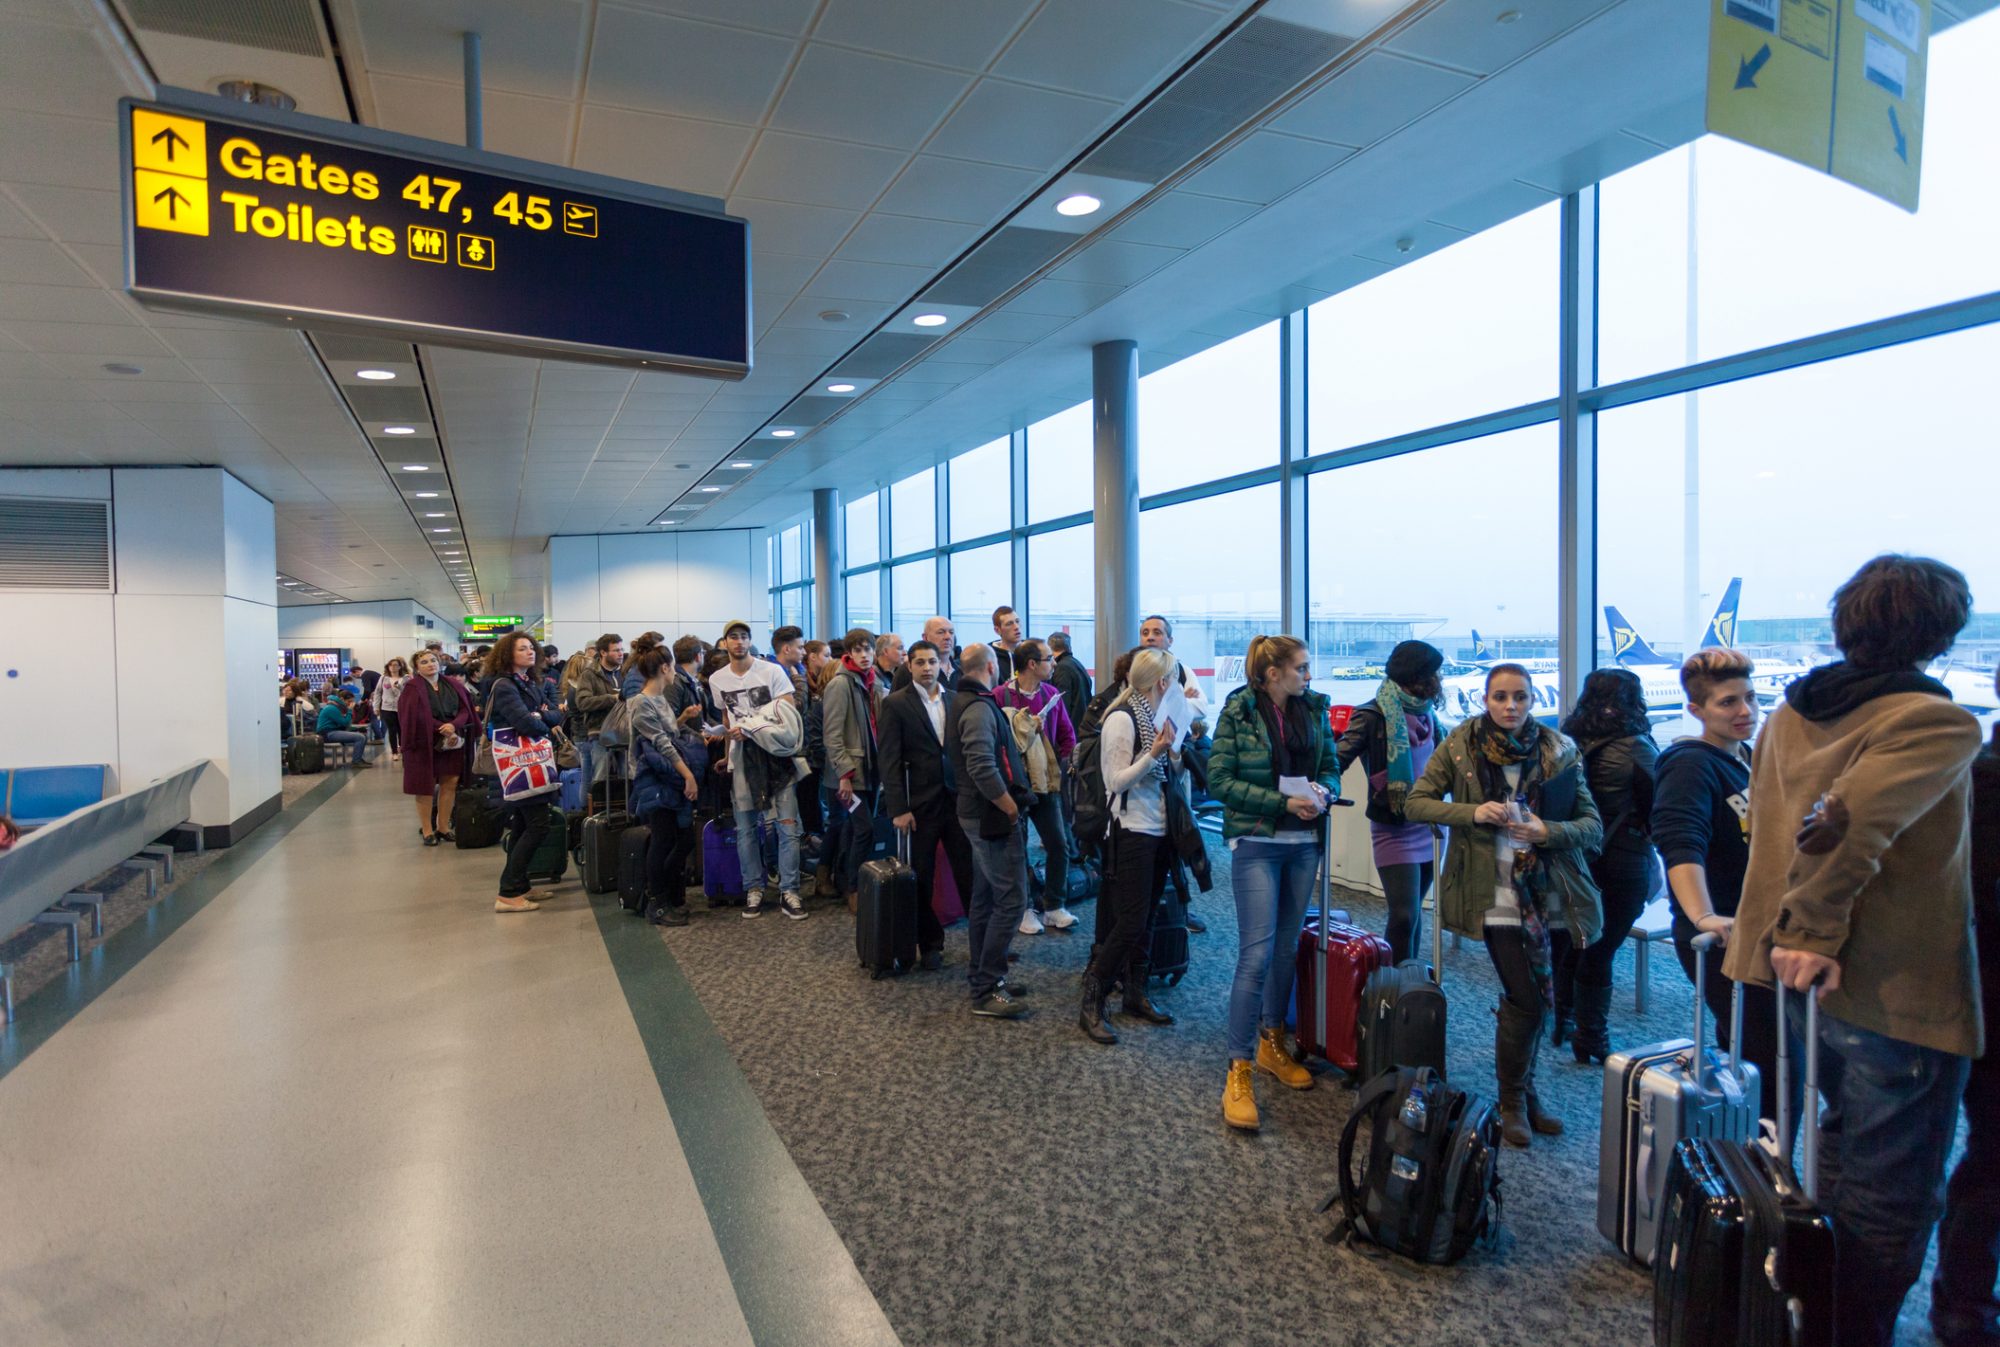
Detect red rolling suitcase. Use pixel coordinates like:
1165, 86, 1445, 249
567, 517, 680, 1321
1294, 811, 1390, 1075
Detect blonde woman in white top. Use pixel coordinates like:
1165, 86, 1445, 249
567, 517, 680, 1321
1078, 646, 1181, 1046
374, 658, 411, 762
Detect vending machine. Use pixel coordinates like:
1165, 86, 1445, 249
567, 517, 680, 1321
290, 648, 346, 695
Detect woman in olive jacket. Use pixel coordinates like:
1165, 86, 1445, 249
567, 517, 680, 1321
1208, 634, 1343, 1133
1404, 663, 1604, 1148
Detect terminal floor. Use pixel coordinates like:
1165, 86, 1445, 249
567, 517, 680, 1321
0, 769, 1958, 1346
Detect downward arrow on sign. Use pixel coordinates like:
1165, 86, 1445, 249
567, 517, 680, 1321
1736, 42, 1772, 89
1888, 105, 1909, 162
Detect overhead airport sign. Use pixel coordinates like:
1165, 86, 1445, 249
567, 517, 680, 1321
120, 91, 751, 375
1705, 0, 1930, 211
463, 615, 526, 637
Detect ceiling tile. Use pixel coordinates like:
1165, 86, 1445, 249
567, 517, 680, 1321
875, 155, 1040, 225
768, 45, 974, 151
833, 213, 980, 268
608, 0, 820, 35
573, 105, 756, 198
369, 77, 575, 164
1105, 191, 1260, 249
925, 81, 1119, 171
728, 198, 860, 255
2, 320, 167, 357
1178, 132, 1354, 204
1269, 52, 1479, 146
808, 258, 935, 302
812, 0, 1028, 69
1385, 0, 1594, 77
733, 132, 908, 210
586, 7, 795, 122
5, 184, 119, 247
0, 283, 128, 325
0, 237, 96, 287
1426, 178, 1560, 235
993, 0, 1221, 101
352, 0, 588, 101
1050, 238, 1182, 287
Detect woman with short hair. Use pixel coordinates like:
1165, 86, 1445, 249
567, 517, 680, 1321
398, 647, 478, 847
1404, 664, 1604, 1147
1209, 633, 1341, 1132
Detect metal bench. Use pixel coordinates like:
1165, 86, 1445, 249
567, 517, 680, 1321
1627, 895, 1675, 1014
0, 761, 207, 1022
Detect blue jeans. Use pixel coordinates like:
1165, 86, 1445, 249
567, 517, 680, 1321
966, 824, 1029, 1000
577, 735, 603, 794
1227, 838, 1319, 1062
1789, 996, 1973, 1347
731, 771, 800, 897
322, 729, 371, 764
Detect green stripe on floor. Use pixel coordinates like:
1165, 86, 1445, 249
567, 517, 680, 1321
0, 771, 356, 1081
588, 892, 899, 1347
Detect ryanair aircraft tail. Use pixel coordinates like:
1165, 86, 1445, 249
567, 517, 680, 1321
1604, 606, 1672, 667
1698, 578, 1744, 651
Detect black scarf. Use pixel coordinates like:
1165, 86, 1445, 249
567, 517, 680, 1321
1254, 691, 1312, 780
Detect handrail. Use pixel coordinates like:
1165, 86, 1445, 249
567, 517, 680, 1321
0, 760, 208, 935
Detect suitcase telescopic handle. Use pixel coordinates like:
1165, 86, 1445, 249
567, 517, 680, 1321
1687, 931, 1751, 1093
1773, 976, 1823, 1201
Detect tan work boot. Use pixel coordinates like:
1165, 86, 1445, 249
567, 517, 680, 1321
1223, 1059, 1260, 1132
1256, 1027, 1315, 1091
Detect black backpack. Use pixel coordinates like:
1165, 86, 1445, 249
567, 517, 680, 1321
1322, 1066, 1502, 1265
803, 692, 827, 775
1067, 702, 1134, 860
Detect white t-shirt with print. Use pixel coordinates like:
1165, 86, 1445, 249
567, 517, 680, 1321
708, 658, 796, 767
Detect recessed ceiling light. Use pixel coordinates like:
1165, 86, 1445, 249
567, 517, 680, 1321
431, 528, 452, 533
400, 464, 430, 472
424, 511, 449, 517
818, 309, 850, 323
1055, 193, 1101, 217
383, 425, 417, 435
102, 362, 143, 375
826, 382, 856, 393
771, 428, 796, 438
413, 491, 440, 498
729, 461, 754, 469
1496, 8, 1522, 23
912, 313, 948, 328
658, 520, 678, 526
356, 368, 396, 381
698, 486, 721, 493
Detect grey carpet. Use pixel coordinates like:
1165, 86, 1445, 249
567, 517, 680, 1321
653, 837, 1954, 1346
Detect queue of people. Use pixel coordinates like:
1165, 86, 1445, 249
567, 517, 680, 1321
283, 551, 1994, 1347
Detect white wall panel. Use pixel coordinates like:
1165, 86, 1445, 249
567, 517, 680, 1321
113, 468, 225, 596
115, 594, 230, 824
220, 471, 277, 605
0, 467, 110, 500
598, 531, 674, 623
548, 535, 601, 627
676, 529, 759, 633
0, 593, 119, 777
223, 595, 281, 817
548, 622, 601, 659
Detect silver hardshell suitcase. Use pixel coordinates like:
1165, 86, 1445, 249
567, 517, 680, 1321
1596, 930, 1759, 1266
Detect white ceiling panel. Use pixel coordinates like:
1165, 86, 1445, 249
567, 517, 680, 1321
1179, 132, 1355, 204
0, 16, 132, 115
370, 76, 575, 163
0, 111, 116, 190
1426, 176, 1561, 235
1386, 0, 1591, 76
0, 194, 42, 238
733, 131, 909, 211
874, 155, 1042, 225
350, 0, 587, 101
5, 184, 120, 247
925, 81, 1120, 171
767, 44, 973, 150
832, 213, 982, 268
808, 258, 936, 302
812, 0, 1031, 70
993, 0, 1224, 102
0, 237, 98, 286
1270, 51, 1479, 146
584, 7, 793, 121
1049, 238, 1183, 288
0, 283, 128, 325
1105, 191, 1261, 249
728, 198, 861, 256
609, 0, 820, 36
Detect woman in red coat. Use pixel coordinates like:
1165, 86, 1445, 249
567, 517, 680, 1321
398, 648, 478, 845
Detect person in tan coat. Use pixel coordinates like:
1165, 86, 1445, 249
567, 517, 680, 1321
1724, 554, 1984, 1347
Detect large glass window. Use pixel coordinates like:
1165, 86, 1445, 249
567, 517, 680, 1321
845, 492, 879, 569
781, 524, 804, 586
890, 558, 936, 641
1308, 203, 1559, 454
1596, 325, 2000, 738
1599, 17, 2000, 383
1139, 484, 1282, 706
947, 542, 1012, 648
1306, 425, 1560, 727
1139, 323, 1280, 495
949, 437, 1011, 542
1028, 401, 1091, 522
1027, 523, 1095, 681
889, 468, 936, 557
846, 572, 881, 635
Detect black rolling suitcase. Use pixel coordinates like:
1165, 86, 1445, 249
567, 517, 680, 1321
1356, 860, 1448, 1083
502, 801, 569, 883
580, 774, 633, 895
617, 820, 653, 912
1147, 881, 1190, 985
453, 779, 506, 848
286, 733, 324, 774
1653, 980, 1834, 1347
856, 830, 919, 979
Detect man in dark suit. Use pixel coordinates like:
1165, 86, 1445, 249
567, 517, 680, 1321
881, 638, 971, 972
1047, 630, 1092, 732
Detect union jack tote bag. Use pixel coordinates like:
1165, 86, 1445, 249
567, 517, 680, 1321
491, 726, 561, 802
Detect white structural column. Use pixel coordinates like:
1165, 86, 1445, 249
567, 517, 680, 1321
1557, 188, 1600, 712
1091, 340, 1140, 681
0, 466, 281, 843
812, 488, 843, 637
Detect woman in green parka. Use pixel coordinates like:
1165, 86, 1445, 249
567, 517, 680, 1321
1208, 634, 1343, 1133
1403, 662, 1604, 1148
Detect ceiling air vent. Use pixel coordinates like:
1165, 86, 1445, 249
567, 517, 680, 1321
121, 0, 327, 57
0, 498, 113, 590
922, 227, 1077, 308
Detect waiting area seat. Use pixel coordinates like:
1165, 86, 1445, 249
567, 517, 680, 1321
3, 764, 109, 829
0, 760, 205, 1021
1627, 895, 1674, 1014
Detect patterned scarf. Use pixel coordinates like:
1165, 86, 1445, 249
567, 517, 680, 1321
842, 655, 877, 733
1469, 714, 1550, 902
1374, 678, 1432, 813
1126, 689, 1166, 786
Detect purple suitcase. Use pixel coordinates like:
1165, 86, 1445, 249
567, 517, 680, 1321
702, 819, 745, 898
